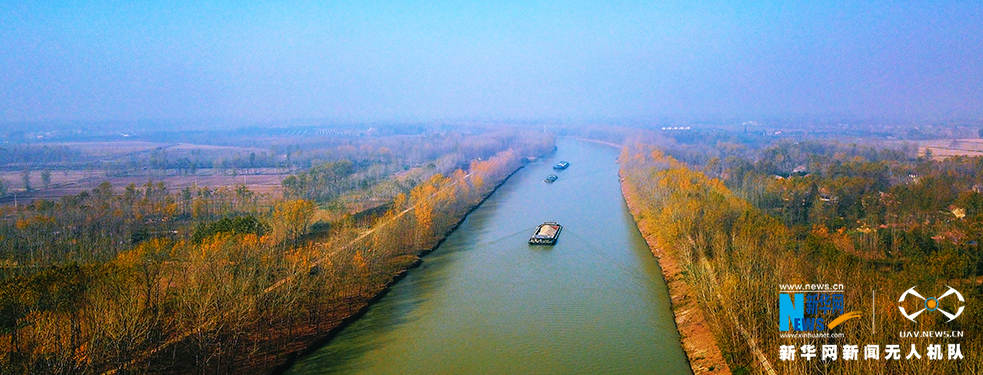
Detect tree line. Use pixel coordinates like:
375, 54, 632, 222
0, 130, 553, 373
620, 141, 982, 375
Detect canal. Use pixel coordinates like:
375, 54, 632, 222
287, 139, 691, 374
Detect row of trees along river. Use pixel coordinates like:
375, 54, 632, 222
621, 138, 983, 374
0, 130, 553, 374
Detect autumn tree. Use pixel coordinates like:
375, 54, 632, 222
273, 199, 316, 244
116, 238, 173, 312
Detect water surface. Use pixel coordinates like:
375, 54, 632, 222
288, 139, 690, 374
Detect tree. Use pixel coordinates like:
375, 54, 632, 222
280, 160, 355, 201
192, 215, 267, 243
0, 275, 32, 354
21, 168, 31, 192
41, 170, 51, 189
410, 176, 440, 246
0, 178, 7, 197
36, 263, 93, 357
118, 238, 172, 311
273, 199, 316, 244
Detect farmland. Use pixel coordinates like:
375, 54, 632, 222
918, 138, 983, 160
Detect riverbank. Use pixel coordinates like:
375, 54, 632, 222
119, 155, 537, 374
619, 175, 731, 375
257, 163, 529, 374
286, 138, 690, 374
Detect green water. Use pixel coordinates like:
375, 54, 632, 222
286, 139, 691, 374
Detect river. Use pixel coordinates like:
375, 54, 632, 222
286, 139, 691, 374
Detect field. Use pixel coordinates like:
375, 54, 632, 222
0, 140, 290, 204
918, 138, 983, 160
0, 169, 289, 204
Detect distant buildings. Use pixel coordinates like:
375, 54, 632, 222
791, 165, 809, 176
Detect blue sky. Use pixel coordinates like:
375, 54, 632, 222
1, 1, 982, 124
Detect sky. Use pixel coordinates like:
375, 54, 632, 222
1, 1, 982, 124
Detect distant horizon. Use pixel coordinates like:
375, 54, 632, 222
2, 112, 981, 131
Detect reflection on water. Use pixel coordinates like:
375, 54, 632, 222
287, 139, 691, 375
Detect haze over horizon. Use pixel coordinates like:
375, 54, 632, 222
2, 1, 982, 125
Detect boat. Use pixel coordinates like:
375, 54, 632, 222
553, 161, 570, 170
544, 174, 558, 183
529, 221, 562, 245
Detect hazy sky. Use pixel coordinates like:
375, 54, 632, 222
2, 1, 982, 124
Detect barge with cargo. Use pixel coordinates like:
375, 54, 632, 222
529, 221, 562, 245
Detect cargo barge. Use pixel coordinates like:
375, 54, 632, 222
529, 221, 562, 245
553, 161, 570, 170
